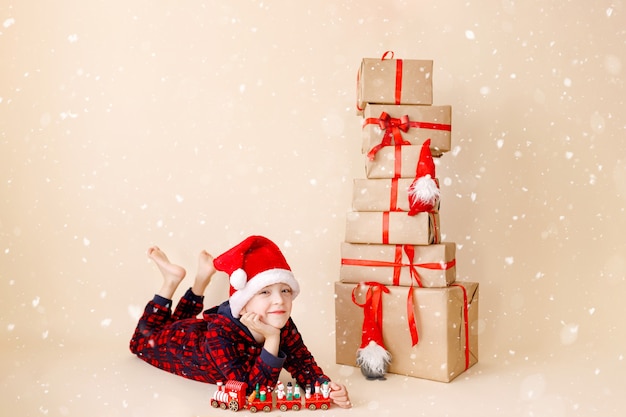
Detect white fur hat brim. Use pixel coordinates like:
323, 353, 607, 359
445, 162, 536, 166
229, 268, 300, 319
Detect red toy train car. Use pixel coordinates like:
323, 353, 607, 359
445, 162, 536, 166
210, 379, 332, 412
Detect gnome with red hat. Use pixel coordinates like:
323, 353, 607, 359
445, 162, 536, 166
129, 235, 353, 409
408, 138, 440, 215
353, 282, 391, 380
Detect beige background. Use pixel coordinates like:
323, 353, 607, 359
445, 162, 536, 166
1, 1, 625, 416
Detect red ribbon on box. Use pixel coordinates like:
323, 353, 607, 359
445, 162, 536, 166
356, 51, 402, 113
352, 281, 419, 347
390, 178, 399, 211
363, 112, 452, 160
341, 245, 456, 287
381, 51, 402, 104
381, 211, 440, 245
364, 112, 411, 160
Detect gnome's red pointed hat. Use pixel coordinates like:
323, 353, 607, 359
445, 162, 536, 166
408, 138, 440, 215
213, 235, 300, 318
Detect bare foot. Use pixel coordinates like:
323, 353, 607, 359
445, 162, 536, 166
191, 250, 216, 296
148, 246, 186, 299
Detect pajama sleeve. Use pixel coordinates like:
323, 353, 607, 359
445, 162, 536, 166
204, 315, 285, 393
280, 319, 330, 388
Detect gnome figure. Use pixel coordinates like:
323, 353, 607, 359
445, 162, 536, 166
355, 283, 391, 380
408, 138, 440, 215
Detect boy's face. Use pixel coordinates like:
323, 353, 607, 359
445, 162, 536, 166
241, 283, 294, 329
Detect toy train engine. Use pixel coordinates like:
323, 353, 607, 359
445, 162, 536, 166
211, 380, 248, 412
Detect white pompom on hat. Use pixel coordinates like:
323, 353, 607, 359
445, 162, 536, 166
213, 235, 300, 318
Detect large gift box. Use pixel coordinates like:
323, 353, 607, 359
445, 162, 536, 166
357, 53, 433, 115
345, 211, 440, 245
339, 242, 456, 288
335, 281, 479, 382
364, 145, 424, 179
352, 177, 440, 213
362, 104, 451, 158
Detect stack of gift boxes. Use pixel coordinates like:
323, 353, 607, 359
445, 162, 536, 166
334, 52, 479, 383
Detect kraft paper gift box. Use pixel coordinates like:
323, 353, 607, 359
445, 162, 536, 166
352, 177, 440, 213
362, 104, 451, 158
357, 54, 433, 115
339, 242, 456, 288
345, 211, 441, 245
334, 281, 479, 382
364, 144, 424, 179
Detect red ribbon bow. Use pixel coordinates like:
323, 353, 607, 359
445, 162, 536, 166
365, 112, 412, 160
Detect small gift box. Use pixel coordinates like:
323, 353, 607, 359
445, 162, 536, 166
364, 145, 423, 179
357, 52, 433, 115
339, 242, 456, 288
362, 104, 451, 158
352, 177, 440, 213
345, 211, 440, 245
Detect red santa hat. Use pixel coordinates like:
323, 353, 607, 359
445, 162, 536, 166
407, 138, 440, 215
213, 235, 300, 318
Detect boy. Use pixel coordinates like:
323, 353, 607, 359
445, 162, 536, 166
129, 235, 351, 409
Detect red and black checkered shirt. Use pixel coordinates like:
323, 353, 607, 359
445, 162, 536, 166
130, 293, 329, 393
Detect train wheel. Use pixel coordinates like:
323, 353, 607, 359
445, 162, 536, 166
262, 405, 271, 412
292, 404, 300, 411
249, 406, 257, 413
211, 400, 219, 408
220, 403, 227, 410
321, 403, 329, 410
228, 400, 239, 412
308, 404, 317, 410
280, 404, 288, 411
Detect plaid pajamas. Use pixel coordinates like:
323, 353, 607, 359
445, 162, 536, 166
130, 289, 329, 393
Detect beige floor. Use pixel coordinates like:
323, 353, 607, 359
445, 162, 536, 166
2, 339, 623, 417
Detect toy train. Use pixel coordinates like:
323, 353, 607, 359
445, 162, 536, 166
210, 379, 332, 412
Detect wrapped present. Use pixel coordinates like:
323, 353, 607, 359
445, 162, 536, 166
345, 211, 440, 245
364, 144, 423, 179
335, 281, 479, 382
340, 242, 456, 288
352, 177, 440, 213
362, 104, 451, 158
357, 52, 433, 115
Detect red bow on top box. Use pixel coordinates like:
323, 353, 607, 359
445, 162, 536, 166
357, 51, 433, 115
362, 105, 452, 158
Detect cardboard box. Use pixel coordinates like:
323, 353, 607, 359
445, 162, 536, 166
335, 281, 479, 382
357, 55, 433, 115
345, 211, 440, 245
364, 145, 423, 179
339, 242, 456, 288
352, 177, 439, 213
362, 104, 451, 158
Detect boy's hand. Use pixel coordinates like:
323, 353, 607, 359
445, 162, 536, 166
239, 312, 281, 338
239, 312, 281, 357
328, 381, 352, 409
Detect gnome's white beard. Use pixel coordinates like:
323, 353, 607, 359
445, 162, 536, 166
409, 175, 440, 206
356, 341, 391, 375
